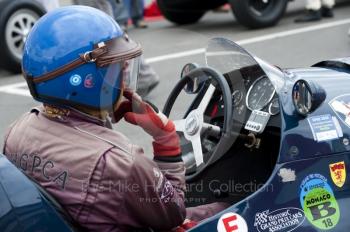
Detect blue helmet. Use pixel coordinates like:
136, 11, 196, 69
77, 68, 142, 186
22, 6, 142, 110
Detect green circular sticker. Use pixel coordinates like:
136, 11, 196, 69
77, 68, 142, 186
303, 187, 339, 230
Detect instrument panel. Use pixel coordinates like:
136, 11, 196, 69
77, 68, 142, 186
225, 67, 280, 117
246, 75, 276, 111
206, 65, 281, 134
223, 65, 281, 132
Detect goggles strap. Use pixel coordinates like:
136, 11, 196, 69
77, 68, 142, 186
23, 35, 142, 84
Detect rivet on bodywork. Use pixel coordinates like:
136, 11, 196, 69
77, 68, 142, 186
288, 146, 299, 157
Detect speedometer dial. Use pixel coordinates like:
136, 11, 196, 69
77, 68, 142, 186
246, 76, 275, 111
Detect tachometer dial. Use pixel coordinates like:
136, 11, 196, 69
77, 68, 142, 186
232, 90, 243, 107
246, 76, 275, 111
268, 98, 280, 115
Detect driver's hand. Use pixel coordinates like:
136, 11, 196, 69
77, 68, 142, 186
114, 89, 182, 160
172, 220, 198, 231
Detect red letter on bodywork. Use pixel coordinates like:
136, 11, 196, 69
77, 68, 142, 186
223, 215, 238, 232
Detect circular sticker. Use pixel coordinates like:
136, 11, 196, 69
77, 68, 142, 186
302, 187, 340, 230
299, 177, 334, 206
70, 74, 82, 86
217, 212, 248, 232
84, 74, 95, 88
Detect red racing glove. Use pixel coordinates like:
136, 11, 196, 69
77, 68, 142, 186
172, 220, 198, 232
114, 89, 182, 160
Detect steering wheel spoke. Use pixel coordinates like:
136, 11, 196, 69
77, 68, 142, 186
191, 136, 204, 167
197, 84, 216, 114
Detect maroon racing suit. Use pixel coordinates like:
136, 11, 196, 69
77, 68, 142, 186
3, 106, 227, 231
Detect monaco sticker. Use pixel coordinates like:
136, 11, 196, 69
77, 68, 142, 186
217, 212, 248, 232
299, 174, 340, 230
329, 161, 346, 188
254, 208, 305, 232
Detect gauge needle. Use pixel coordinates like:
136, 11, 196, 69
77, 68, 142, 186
256, 88, 266, 109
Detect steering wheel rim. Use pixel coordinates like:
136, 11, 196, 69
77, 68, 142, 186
163, 66, 233, 180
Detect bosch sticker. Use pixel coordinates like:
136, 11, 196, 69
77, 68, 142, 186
217, 212, 248, 232
307, 114, 343, 142
69, 74, 82, 86
300, 174, 340, 230
254, 207, 305, 232
84, 74, 95, 88
329, 161, 346, 188
329, 94, 350, 127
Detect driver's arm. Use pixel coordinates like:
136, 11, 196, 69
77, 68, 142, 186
91, 145, 186, 231
121, 146, 186, 230
110, 90, 186, 229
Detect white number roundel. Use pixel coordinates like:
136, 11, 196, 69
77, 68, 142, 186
217, 212, 248, 232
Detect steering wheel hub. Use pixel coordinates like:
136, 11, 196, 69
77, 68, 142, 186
185, 113, 201, 136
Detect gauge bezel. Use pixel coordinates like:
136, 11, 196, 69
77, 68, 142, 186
268, 97, 280, 115
246, 75, 276, 111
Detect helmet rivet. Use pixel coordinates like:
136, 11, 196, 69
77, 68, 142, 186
83, 52, 96, 63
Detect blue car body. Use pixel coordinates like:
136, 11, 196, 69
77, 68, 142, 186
190, 59, 350, 232
0, 154, 73, 232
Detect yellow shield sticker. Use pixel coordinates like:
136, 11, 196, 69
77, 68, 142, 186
329, 161, 346, 188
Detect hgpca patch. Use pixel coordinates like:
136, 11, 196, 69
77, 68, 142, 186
329, 161, 346, 188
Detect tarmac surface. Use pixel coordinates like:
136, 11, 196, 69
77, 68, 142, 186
1, 1, 350, 154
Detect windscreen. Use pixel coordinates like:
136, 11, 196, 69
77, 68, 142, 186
205, 37, 286, 93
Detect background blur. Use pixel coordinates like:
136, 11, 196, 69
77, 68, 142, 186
0, 0, 349, 155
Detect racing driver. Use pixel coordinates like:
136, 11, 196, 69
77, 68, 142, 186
2, 6, 227, 232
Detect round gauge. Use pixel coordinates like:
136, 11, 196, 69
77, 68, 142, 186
246, 76, 276, 111
232, 90, 243, 107
268, 98, 280, 115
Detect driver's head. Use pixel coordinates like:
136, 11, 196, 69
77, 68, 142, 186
22, 6, 142, 115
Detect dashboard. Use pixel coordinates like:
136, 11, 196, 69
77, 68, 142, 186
229, 65, 280, 115
208, 64, 281, 133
